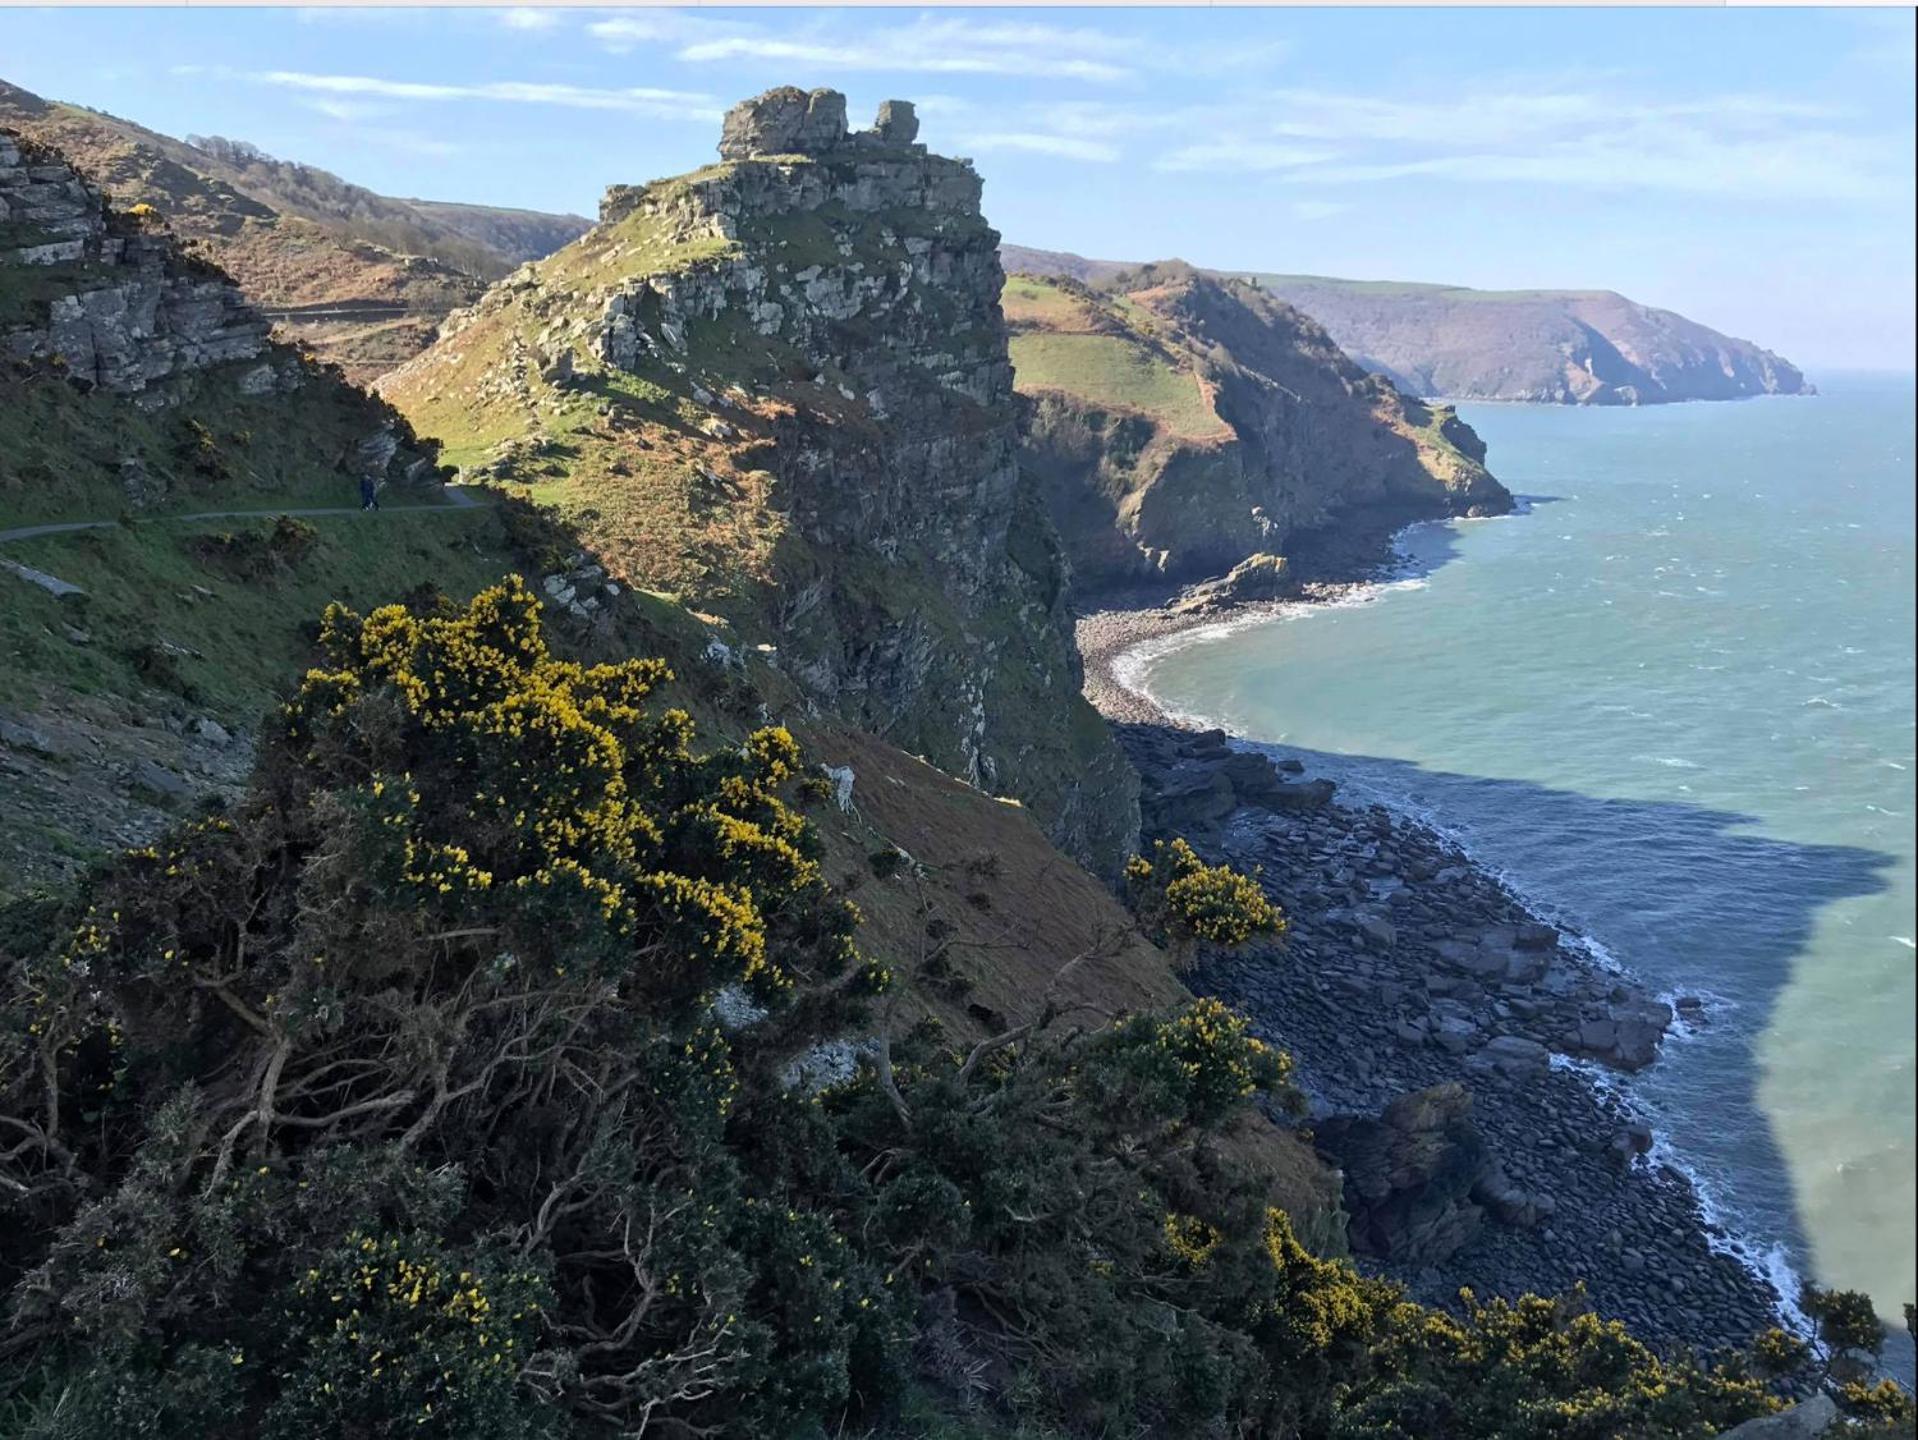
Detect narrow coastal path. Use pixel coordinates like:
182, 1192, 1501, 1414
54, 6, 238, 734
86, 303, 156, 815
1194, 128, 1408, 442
0, 484, 487, 547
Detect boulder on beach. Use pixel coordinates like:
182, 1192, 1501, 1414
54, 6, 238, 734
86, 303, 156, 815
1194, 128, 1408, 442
1315, 1083, 1490, 1265
1713, 1393, 1837, 1439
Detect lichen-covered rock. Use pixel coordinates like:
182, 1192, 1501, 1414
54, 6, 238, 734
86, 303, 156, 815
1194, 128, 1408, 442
1, 127, 272, 399
717, 86, 848, 159
716, 89, 924, 161
873, 99, 919, 145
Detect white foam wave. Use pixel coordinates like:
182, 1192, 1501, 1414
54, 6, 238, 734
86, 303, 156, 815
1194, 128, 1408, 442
1655, 984, 1738, 1044
1551, 1054, 1809, 1335
1894, 936, 1916, 951
1110, 532, 1438, 713
1635, 754, 1704, 770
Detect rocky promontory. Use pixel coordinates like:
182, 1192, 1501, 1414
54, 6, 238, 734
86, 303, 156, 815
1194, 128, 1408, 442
383, 88, 1139, 875
1003, 244, 1814, 406
1008, 266, 1510, 595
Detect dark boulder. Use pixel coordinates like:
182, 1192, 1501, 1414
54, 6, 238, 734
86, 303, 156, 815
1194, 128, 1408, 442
1315, 1083, 1490, 1265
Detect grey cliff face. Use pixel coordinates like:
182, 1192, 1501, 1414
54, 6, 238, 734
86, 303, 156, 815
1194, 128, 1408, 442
0, 129, 279, 403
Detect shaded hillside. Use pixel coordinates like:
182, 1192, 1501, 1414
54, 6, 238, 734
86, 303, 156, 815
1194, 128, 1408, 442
1007, 265, 1510, 594
1002, 244, 1811, 406
1245, 273, 1812, 405
401, 195, 597, 267
382, 87, 1138, 875
0, 80, 587, 382
180, 135, 586, 273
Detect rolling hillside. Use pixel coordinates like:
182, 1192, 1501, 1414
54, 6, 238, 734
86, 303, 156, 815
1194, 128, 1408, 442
0, 79, 588, 381
1001, 243, 1812, 406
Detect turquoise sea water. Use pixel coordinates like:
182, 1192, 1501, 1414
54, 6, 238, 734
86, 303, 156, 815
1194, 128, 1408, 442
1125, 374, 1917, 1339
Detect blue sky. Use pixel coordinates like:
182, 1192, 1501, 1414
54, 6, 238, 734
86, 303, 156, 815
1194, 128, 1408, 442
3, 7, 1913, 370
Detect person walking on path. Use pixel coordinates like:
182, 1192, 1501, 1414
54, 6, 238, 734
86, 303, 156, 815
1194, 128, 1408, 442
359, 475, 380, 512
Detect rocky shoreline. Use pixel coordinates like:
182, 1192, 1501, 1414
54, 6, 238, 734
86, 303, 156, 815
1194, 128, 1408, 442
1080, 582, 1788, 1355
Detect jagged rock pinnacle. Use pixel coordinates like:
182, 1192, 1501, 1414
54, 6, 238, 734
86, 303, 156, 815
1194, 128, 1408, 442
717, 86, 920, 159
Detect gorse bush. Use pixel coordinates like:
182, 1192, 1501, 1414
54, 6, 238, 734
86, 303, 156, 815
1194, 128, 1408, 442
1127, 836, 1285, 966
0, 577, 1865, 1438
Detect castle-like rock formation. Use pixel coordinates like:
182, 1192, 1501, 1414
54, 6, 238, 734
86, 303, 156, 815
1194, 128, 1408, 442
382, 89, 1137, 873
716, 87, 918, 160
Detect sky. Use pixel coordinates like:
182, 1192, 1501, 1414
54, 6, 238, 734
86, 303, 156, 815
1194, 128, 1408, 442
2, 7, 1913, 371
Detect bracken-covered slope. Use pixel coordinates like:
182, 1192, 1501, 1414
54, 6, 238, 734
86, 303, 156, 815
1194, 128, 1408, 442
382, 87, 1138, 875
0, 79, 588, 382
1001, 243, 1812, 406
1007, 263, 1511, 594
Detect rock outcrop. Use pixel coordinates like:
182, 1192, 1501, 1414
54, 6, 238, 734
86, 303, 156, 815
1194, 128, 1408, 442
1714, 1394, 1838, 1439
1, 129, 276, 400
1, 126, 442, 517
1315, 1083, 1492, 1264
1312, 1082, 1557, 1265
2, 80, 588, 382
382, 90, 1138, 873
1008, 268, 1511, 593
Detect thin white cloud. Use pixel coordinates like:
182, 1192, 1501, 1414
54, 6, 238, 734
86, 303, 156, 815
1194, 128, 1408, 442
677, 28, 1132, 84
590, 10, 1264, 86
499, 8, 561, 33
302, 98, 393, 123
1288, 130, 1892, 203
1124, 83, 1896, 203
1290, 200, 1349, 222
254, 71, 719, 122
593, 15, 1142, 83
586, 12, 750, 53
959, 132, 1122, 164
1155, 141, 1338, 174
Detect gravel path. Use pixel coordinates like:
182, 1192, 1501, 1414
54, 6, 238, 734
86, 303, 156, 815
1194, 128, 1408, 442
0, 484, 486, 547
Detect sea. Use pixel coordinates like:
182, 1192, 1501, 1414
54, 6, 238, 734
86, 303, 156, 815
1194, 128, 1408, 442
1118, 372, 1917, 1362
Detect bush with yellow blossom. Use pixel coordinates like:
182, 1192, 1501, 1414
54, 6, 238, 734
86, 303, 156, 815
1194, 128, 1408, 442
0, 577, 1864, 1440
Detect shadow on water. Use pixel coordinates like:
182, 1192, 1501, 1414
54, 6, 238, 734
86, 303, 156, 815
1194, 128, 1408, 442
1226, 738, 1909, 1376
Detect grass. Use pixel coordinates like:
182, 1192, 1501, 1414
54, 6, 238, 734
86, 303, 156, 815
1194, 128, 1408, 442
1009, 332, 1224, 439
0, 507, 508, 719
1000, 275, 1091, 328
0, 356, 443, 529
0, 258, 119, 328
1247, 271, 1617, 304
